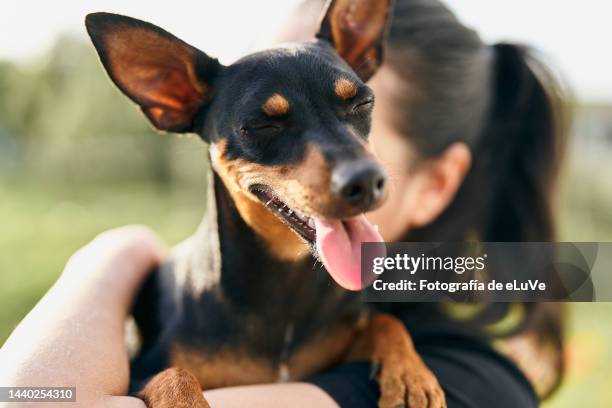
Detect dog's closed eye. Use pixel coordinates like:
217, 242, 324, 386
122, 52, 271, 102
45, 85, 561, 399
351, 97, 375, 113
239, 122, 283, 138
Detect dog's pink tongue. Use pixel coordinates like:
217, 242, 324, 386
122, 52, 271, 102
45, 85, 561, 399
314, 215, 383, 291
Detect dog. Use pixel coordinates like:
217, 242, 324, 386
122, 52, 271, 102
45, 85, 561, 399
85, 1, 444, 407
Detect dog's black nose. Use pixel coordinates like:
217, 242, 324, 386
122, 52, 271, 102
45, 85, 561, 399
332, 160, 386, 211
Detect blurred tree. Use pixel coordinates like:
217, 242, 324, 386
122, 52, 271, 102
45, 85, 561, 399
0, 35, 177, 185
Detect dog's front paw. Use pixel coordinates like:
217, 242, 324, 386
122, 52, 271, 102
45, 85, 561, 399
373, 356, 446, 408
139, 367, 210, 408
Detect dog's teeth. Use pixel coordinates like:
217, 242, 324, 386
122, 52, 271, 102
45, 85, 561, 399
287, 209, 293, 216
307, 218, 315, 229
266, 199, 273, 206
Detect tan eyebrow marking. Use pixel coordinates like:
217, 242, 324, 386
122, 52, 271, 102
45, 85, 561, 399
262, 93, 290, 117
334, 78, 358, 100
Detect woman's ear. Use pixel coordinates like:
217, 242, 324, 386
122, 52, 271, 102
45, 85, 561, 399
410, 143, 472, 228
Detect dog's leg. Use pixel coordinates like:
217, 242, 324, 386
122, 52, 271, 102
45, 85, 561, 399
138, 367, 210, 408
350, 314, 446, 408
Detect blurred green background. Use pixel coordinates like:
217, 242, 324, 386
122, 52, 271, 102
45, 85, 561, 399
1, 35, 612, 407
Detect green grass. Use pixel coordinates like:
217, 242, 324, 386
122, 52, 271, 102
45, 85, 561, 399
1, 180, 612, 407
0, 180, 204, 341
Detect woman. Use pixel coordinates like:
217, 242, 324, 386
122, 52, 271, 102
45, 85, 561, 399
0, 0, 567, 406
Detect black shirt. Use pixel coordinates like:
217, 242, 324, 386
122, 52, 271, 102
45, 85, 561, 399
308, 323, 538, 408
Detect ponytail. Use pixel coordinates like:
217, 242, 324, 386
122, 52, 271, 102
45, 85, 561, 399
482, 43, 567, 242
474, 43, 568, 398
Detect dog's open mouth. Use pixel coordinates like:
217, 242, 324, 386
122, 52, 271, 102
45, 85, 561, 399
249, 183, 385, 291
250, 185, 316, 243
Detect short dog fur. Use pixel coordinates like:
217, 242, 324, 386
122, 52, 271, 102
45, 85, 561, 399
86, 1, 445, 407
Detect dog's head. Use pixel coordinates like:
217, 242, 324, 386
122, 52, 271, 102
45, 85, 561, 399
86, 0, 393, 290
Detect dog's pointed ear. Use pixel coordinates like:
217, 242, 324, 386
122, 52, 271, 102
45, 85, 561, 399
85, 12, 221, 133
316, 0, 393, 81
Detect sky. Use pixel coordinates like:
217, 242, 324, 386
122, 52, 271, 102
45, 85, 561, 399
1, 0, 611, 103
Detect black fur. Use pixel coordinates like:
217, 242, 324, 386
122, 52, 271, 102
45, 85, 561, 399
84, 4, 394, 391
130, 172, 363, 386
198, 43, 375, 164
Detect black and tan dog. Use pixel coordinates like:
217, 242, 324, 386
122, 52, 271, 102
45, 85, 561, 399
86, 1, 444, 407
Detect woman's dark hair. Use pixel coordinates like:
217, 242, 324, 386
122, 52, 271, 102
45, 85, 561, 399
383, 1, 567, 243
286, 0, 569, 398
382, 0, 568, 398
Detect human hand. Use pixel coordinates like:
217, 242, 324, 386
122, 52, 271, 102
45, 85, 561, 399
1, 226, 166, 407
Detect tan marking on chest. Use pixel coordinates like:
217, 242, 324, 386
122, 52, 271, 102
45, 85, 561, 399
286, 322, 358, 380
169, 322, 359, 388
170, 345, 278, 389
